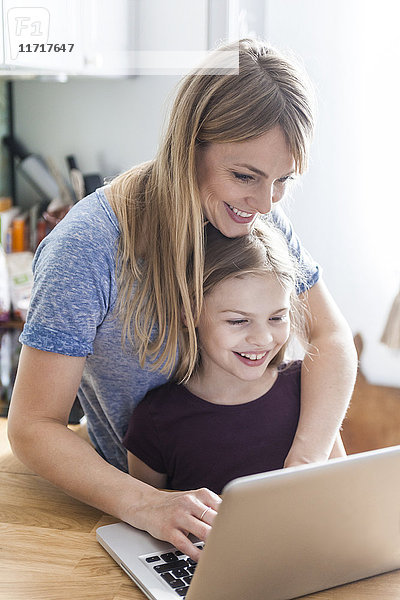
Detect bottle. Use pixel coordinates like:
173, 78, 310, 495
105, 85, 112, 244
0, 245, 11, 321
36, 219, 47, 248
12, 214, 27, 252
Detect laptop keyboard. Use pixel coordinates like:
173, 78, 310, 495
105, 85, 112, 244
140, 543, 204, 597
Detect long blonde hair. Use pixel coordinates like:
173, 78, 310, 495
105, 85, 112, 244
108, 38, 315, 378
177, 220, 309, 381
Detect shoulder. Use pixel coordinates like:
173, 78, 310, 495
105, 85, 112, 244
265, 207, 321, 293
21, 187, 121, 355
36, 187, 119, 259
277, 360, 302, 381
266, 204, 294, 238
60, 186, 118, 233
137, 381, 181, 411
33, 187, 120, 278
279, 359, 302, 372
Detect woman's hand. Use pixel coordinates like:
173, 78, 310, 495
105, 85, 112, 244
9, 347, 221, 563
128, 486, 221, 562
126, 453, 221, 560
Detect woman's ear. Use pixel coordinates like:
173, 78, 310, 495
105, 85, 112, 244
181, 307, 188, 327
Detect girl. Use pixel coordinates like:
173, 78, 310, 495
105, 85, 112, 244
123, 222, 345, 494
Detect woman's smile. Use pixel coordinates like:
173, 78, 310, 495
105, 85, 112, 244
196, 126, 296, 238
224, 203, 256, 223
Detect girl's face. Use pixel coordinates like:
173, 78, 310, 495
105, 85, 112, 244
197, 273, 291, 383
196, 126, 296, 238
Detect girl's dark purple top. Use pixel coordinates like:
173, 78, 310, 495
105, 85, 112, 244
123, 361, 301, 494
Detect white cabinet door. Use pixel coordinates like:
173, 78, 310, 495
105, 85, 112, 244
0, 14, 4, 65
0, 0, 217, 78
134, 0, 208, 75
80, 0, 209, 78
2, 0, 83, 74
80, 0, 135, 77
1, 0, 135, 77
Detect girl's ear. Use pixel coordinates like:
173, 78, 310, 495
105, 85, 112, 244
181, 299, 201, 329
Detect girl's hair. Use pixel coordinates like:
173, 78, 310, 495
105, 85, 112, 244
108, 38, 315, 378
177, 220, 309, 381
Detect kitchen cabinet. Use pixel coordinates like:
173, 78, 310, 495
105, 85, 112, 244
0, 0, 265, 78
133, 0, 208, 75
79, 0, 135, 77
0, 21, 4, 65
1, 0, 83, 75
0, 0, 134, 78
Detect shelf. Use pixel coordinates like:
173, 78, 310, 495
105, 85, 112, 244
0, 320, 24, 330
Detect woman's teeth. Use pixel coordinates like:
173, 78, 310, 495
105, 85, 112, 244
238, 351, 267, 361
229, 205, 254, 218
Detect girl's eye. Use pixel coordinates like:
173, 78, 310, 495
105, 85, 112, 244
270, 315, 288, 322
227, 319, 248, 325
233, 172, 254, 183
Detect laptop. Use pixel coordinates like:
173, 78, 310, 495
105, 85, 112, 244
97, 445, 400, 600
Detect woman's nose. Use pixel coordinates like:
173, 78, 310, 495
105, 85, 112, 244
252, 184, 274, 215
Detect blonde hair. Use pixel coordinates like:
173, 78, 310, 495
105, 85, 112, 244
108, 38, 315, 378
177, 220, 309, 380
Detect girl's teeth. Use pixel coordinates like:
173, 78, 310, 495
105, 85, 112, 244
239, 351, 267, 361
229, 205, 253, 218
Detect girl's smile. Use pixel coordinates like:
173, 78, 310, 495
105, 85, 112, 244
234, 350, 271, 366
187, 272, 291, 404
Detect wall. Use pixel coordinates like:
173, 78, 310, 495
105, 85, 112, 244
13, 75, 181, 187
11, 0, 400, 386
264, 0, 400, 386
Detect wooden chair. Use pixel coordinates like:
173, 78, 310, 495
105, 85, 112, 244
341, 334, 400, 454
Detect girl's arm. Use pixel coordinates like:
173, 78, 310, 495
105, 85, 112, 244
7, 346, 220, 562
127, 452, 168, 489
284, 279, 357, 467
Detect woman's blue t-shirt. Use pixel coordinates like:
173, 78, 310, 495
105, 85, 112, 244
20, 186, 319, 472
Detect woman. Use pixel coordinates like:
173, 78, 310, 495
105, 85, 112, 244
8, 39, 356, 561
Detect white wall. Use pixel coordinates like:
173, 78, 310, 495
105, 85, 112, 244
264, 0, 400, 386
14, 75, 181, 181
12, 0, 400, 385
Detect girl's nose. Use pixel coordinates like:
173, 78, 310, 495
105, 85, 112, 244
246, 325, 274, 347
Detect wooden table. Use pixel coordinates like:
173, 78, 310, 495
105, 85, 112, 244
2, 417, 400, 600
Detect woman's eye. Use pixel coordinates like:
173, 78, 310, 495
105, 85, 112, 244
227, 319, 247, 325
233, 172, 254, 183
277, 175, 295, 185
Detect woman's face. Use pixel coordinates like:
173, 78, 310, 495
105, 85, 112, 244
196, 126, 296, 238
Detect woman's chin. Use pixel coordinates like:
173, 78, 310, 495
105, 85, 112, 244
216, 218, 255, 238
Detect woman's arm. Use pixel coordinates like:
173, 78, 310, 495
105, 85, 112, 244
284, 279, 357, 467
127, 452, 168, 489
8, 346, 220, 561
329, 433, 347, 459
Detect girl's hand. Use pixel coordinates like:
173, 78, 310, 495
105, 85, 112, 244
128, 486, 222, 561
